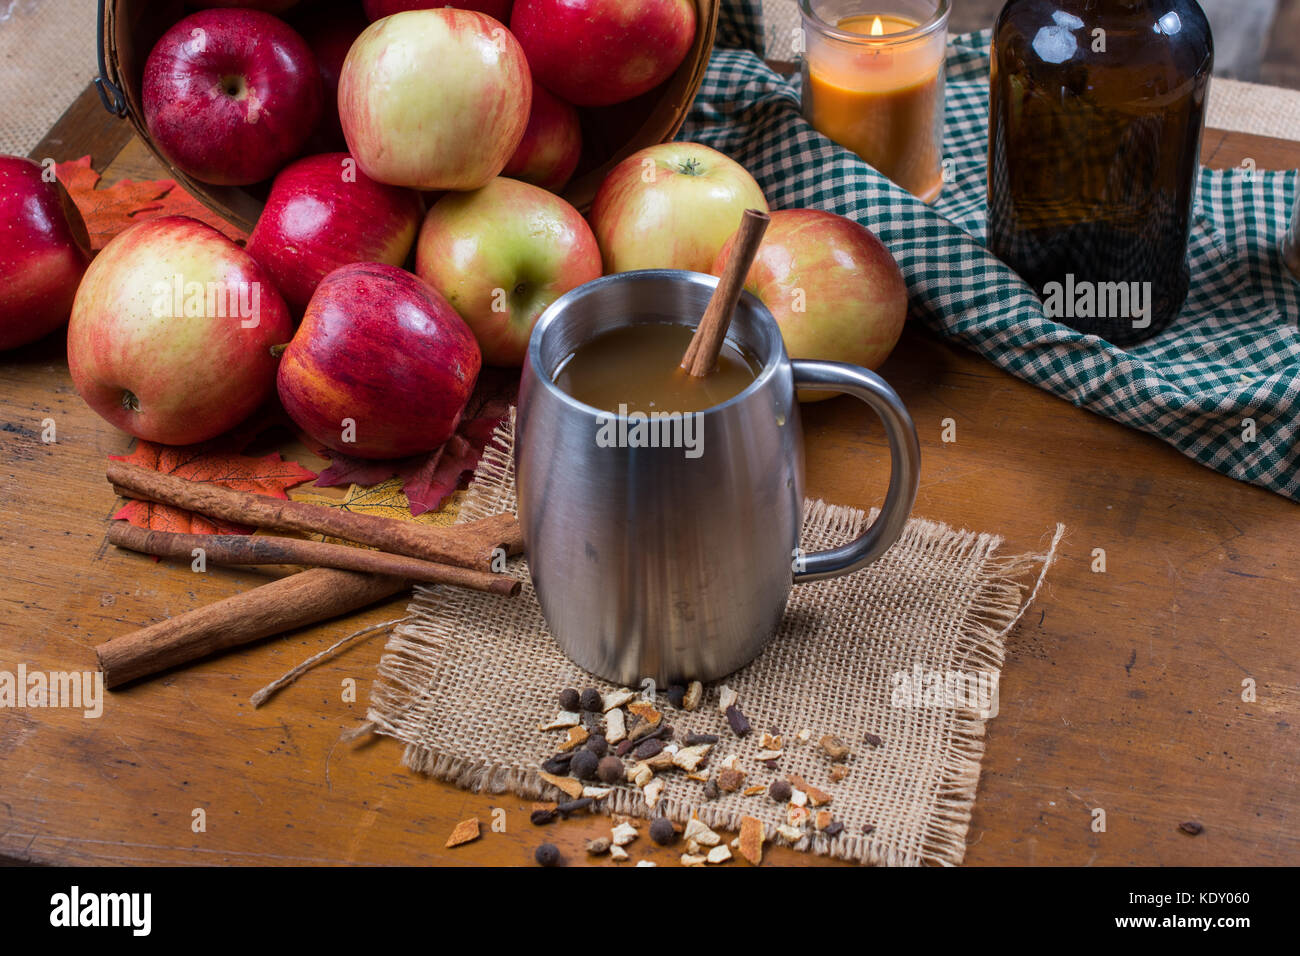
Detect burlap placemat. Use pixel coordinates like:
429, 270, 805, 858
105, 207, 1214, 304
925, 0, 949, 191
367, 413, 1062, 866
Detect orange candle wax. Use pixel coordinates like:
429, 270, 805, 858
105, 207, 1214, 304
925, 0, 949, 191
801, 8, 948, 202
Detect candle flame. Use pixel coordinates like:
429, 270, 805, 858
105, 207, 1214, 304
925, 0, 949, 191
871, 15, 883, 35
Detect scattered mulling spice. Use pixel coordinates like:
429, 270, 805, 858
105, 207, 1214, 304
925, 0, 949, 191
682, 681, 703, 711
445, 817, 480, 848
558, 725, 589, 751
530, 808, 557, 825
666, 684, 686, 708
684, 732, 718, 746
558, 688, 580, 712
762, 759, 779, 770
541, 751, 574, 775
586, 837, 611, 855
570, 749, 599, 780
769, 779, 792, 802
725, 704, 751, 737
737, 816, 764, 865
829, 764, 849, 783
717, 768, 746, 792
556, 797, 593, 817
634, 738, 664, 760
649, 817, 677, 845
585, 733, 608, 756
823, 821, 845, 839
703, 778, 720, 801
579, 688, 603, 712
864, 732, 883, 748
580, 711, 603, 733
861, 823, 875, 835
742, 785, 765, 797
1179, 821, 1204, 836
819, 734, 851, 761
596, 755, 624, 784
535, 843, 562, 866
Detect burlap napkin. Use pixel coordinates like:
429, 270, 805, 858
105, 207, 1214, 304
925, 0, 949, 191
367, 414, 1061, 866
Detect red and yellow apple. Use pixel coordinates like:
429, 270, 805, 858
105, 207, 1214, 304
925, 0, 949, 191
510, 0, 695, 106
338, 8, 531, 190
246, 152, 422, 313
362, 0, 514, 23
277, 263, 481, 458
416, 177, 601, 366
712, 209, 909, 401
0, 156, 91, 351
143, 8, 322, 186
589, 142, 768, 274
67, 216, 293, 444
501, 79, 582, 193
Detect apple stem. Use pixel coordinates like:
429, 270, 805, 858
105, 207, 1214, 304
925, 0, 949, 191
677, 158, 705, 176
269, 343, 289, 358
120, 390, 140, 413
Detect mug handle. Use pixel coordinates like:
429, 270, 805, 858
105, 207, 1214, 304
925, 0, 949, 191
790, 360, 921, 584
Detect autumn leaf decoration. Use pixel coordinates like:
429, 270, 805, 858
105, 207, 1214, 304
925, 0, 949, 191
110, 434, 316, 536
55, 156, 247, 249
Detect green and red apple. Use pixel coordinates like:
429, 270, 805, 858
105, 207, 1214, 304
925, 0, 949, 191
713, 208, 909, 401
416, 177, 601, 366
589, 142, 768, 274
339, 8, 532, 190
67, 216, 293, 444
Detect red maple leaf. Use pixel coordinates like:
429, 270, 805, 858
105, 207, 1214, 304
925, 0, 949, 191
55, 156, 246, 250
311, 367, 518, 516
109, 425, 316, 535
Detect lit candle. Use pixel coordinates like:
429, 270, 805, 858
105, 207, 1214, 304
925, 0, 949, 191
800, 0, 950, 202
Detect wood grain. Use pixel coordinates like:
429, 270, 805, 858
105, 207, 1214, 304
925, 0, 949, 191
1, 86, 1296, 867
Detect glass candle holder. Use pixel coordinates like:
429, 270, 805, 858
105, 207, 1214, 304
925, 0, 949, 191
799, 0, 950, 202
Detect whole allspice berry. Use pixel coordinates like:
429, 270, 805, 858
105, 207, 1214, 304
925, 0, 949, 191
535, 843, 562, 866
769, 779, 793, 803
570, 749, 600, 780
597, 755, 625, 784
579, 688, 603, 712
585, 733, 608, 756
558, 688, 580, 712
649, 817, 677, 846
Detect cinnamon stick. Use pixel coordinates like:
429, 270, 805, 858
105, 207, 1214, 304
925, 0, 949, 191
682, 208, 770, 377
107, 522, 519, 596
95, 568, 407, 688
107, 460, 521, 570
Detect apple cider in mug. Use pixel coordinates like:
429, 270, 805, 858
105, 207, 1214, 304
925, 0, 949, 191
552, 323, 761, 415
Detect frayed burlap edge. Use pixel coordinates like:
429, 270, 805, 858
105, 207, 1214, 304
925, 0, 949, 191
367, 413, 1064, 866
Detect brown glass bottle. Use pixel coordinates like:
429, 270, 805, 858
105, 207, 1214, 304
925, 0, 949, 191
987, 0, 1212, 344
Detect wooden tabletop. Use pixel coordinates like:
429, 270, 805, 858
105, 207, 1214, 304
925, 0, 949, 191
1, 87, 1297, 867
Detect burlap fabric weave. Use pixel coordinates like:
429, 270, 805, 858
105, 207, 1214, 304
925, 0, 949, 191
367, 414, 1061, 866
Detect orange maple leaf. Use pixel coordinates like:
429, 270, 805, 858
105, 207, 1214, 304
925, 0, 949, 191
110, 440, 317, 535
55, 156, 247, 250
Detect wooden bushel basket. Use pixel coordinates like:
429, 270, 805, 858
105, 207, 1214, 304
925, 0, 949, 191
96, 0, 720, 231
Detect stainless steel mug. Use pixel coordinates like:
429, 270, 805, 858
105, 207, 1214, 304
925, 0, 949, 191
516, 270, 921, 685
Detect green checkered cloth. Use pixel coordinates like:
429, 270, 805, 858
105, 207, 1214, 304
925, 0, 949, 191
679, 2, 1300, 501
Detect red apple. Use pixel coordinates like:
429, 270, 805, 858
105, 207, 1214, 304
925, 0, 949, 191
416, 177, 601, 366
0, 156, 92, 351
712, 209, 908, 402
362, 0, 514, 23
510, 0, 695, 107
339, 9, 531, 190
294, 1, 371, 152
67, 217, 293, 444
143, 8, 322, 186
196, 1, 302, 11
247, 153, 422, 313
277, 263, 481, 458
589, 142, 768, 274
501, 79, 582, 193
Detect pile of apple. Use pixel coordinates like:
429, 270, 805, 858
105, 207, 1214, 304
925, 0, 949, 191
2, 0, 908, 462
